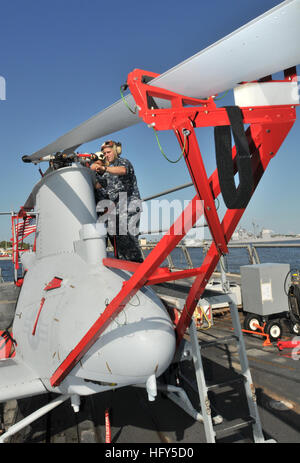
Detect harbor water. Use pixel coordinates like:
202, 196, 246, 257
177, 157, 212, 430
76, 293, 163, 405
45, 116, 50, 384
1, 240, 300, 282
170, 240, 300, 274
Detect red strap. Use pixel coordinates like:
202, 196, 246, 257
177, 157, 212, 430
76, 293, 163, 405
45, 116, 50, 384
32, 298, 46, 335
105, 408, 111, 443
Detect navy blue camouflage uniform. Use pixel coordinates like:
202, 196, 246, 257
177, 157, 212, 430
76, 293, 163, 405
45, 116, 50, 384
95, 157, 143, 263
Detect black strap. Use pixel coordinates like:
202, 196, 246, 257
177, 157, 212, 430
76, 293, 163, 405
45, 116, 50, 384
214, 106, 253, 209
1, 330, 16, 345
0, 330, 17, 357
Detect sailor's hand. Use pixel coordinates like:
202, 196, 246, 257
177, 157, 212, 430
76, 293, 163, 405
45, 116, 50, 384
90, 160, 105, 173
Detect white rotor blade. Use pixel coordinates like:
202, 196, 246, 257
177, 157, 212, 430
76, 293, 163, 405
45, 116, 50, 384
26, 0, 300, 162
23, 96, 140, 163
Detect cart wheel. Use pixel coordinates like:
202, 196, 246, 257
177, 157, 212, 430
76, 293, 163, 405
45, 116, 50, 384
265, 320, 282, 341
290, 322, 300, 335
243, 313, 262, 332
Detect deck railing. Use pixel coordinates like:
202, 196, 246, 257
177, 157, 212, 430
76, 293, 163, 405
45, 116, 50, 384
138, 242, 300, 274
139, 182, 300, 273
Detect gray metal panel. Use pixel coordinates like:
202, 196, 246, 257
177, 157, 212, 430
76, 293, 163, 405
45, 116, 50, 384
0, 356, 46, 402
241, 263, 290, 316
26, 0, 300, 162
34, 166, 97, 258
0, 282, 20, 329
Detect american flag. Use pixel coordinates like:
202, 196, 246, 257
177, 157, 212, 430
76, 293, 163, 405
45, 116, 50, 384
15, 216, 36, 240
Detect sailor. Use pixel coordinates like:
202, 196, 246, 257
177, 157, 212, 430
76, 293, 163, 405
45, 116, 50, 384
91, 140, 143, 263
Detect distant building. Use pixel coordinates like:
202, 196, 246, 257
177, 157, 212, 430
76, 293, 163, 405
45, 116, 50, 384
231, 227, 252, 241
260, 228, 274, 239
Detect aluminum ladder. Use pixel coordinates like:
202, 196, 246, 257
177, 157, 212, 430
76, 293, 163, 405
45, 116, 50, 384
187, 293, 275, 443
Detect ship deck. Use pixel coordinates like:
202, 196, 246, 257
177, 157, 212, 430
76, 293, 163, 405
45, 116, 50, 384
1, 275, 300, 445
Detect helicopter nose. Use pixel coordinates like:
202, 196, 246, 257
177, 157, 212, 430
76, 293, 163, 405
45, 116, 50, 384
117, 320, 176, 379
74, 308, 176, 385
52, 274, 177, 388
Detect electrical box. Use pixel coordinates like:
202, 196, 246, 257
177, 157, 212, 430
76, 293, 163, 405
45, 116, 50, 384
240, 263, 290, 316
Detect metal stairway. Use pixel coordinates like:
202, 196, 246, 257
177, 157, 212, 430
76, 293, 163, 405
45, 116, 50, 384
186, 293, 275, 443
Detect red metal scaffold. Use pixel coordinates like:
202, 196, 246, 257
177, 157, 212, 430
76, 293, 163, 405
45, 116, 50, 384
50, 67, 297, 387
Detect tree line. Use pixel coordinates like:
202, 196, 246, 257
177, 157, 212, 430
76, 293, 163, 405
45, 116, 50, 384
0, 240, 30, 250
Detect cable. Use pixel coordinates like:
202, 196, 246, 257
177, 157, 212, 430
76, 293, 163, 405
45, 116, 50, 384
214, 90, 229, 101
120, 85, 137, 114
284, 268, 300, 330
197, 305, 212, 330
152, 127, 187, 163
120, 82, 188, 163
283, 268, 299, 296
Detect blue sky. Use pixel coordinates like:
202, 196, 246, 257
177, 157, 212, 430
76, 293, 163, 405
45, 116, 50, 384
0, 0, 299, 240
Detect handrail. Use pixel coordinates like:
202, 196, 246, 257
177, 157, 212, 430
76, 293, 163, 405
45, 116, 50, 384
139, 223, 207, 236
138, 241, 300, 274
142, 182, 193, 202
228, 242, 300, 248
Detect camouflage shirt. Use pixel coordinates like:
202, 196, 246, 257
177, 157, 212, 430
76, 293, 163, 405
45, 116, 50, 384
95, 157, 141, 210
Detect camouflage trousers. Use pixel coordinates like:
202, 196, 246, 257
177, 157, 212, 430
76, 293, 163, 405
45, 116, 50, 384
97, 208, 143, 263
108, 228, 143, 263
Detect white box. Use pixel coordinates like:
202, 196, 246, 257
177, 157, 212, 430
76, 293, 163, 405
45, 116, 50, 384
234, 81, 299, 107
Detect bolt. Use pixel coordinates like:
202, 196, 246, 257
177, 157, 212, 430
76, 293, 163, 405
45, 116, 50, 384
205, 397, 211, 415
250, 383, 257, 402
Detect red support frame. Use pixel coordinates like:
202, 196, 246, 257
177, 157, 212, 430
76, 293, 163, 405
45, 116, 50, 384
50, 67, 297, 387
